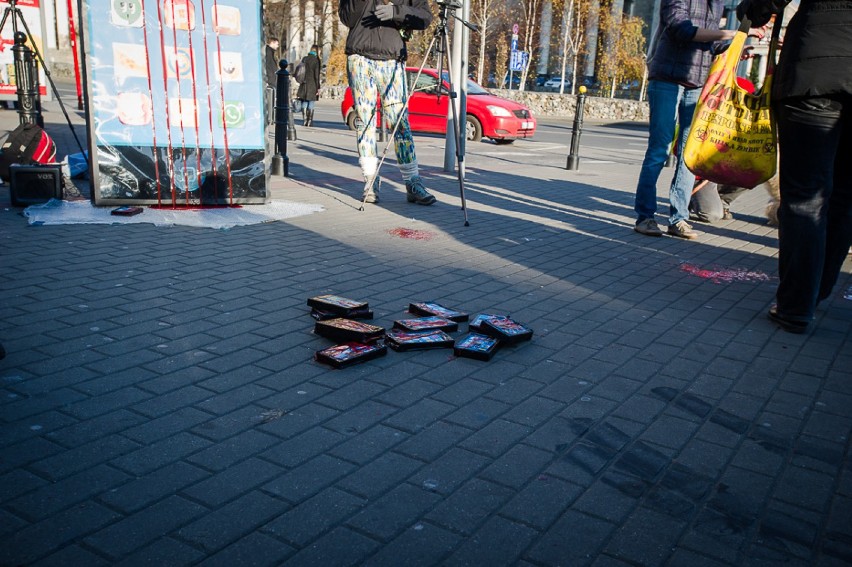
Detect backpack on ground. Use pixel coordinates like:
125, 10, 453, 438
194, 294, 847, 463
0, 123, 57, 182
293, 58, 306, 83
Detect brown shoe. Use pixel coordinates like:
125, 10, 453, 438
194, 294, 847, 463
634, 218, 663, 236
668, 220, 697, 240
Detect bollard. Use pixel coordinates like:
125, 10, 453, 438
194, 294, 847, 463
272, 59, 291, 177
12, 32, 41, 126
565, 86, 587, 170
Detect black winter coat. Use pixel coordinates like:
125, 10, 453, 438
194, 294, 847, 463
339, 0, 433, 61
296, 52, 322, 102
739, 0, 852, 100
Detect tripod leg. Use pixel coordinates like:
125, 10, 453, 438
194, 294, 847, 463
440, 29, 470, 226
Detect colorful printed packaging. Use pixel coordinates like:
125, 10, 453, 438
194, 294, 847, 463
479, 316, 533, 345
468, 313, 507, 334
315, 342, 387, 368
314, 318, 385, 344
307, 295, 370, 317
392, 316, 459, 333
310, 307, 374, 321
408, 302, 469, 322
386, 329, 455, 351
453, 333, 500, 361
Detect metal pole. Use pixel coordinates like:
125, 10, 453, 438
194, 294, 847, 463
65, 0, 83, 110
12, 32, 39, 126
565, 85, 586, 170
271, 59, 291, 177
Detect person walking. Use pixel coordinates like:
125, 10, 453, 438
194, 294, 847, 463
633, 0, 739, 239
737, 0, 852, 333
296, 45, 322, 127
338, 0, 436, 205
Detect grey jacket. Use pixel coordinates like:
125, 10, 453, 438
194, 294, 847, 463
647, 0, 729, 88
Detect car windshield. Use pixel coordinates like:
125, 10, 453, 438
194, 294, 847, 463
440, 72, 490, 95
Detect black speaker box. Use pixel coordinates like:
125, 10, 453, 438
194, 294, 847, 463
9, 165, 63, 207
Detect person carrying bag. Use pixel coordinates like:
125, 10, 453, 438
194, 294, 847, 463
683, 15, 783, 188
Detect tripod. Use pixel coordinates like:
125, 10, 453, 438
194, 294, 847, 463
0, 0, 88, 160
358, 0, 475, 226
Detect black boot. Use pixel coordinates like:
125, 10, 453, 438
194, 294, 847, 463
305, 110, 314, 127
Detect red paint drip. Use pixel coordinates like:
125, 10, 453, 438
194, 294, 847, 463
387, 227, 435, 241
680, 263, 771, 284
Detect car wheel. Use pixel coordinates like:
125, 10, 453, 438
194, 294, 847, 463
346, 112, 358, 131
493, 139, 514, 145
465, 115, 482, 142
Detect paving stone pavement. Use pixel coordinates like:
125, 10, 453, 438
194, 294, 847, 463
1, 98, 851, 566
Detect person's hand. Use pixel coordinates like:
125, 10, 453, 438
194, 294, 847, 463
748, 25, 767, 40
374, 3, 395, 21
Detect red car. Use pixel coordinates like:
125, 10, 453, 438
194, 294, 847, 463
341, 68, 536, 144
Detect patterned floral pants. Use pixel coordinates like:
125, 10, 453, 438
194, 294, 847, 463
347, 54, 417, 172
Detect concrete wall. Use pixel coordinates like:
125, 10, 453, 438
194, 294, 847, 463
319, 85, 650, 122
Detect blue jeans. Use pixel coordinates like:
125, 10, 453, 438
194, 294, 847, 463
635, 80, 700, 224
775, 94, 852, 322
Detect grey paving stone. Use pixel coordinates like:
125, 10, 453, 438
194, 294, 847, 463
382, 398, 457, 434
196, 532, 295, 567
479, 443, 554, 489
335, 452, 422, 499
328, 424, 408, 465
362, 521, 462, 567
458, 419, 531, 458
111, 431, 212, 476
7, 463, 130, 521
424, 478, 514, 535
346, 483, 442, 541
0, 501, 121, 565
324, 400, 398, 436
263, 487, 366, 547
112, 536, 206, 567
261, 427, 346, 468
525, 509, 617, 565
28, 434, 141, 481
316, 379, 387, 411
283, 527, 381, 567
257, 402, 340, 441
31, 544, 113, 567
393, 421, 473, 462
502, 474, 584, 529
98, 461, 211, 514
263, 454, 356, 503
185, 428, 281, 471
604, 507, 685, 565
181, 458, 285, 508
178, 491, 288, 552
443, 396, 512, 429
122, 407, 213, 444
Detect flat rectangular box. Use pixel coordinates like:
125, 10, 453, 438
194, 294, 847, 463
454, 333, 500, 361
469, 313, 507, 334
408, 302, 469, 323
314, 318, 385, 344
392, 316, 458, 334
9, 165, 63, 207
307, 294, 370, 317
386, 329, 455, 351
315, 342, 387, 368
480, 316, 533, 345
311, 307, 374, 321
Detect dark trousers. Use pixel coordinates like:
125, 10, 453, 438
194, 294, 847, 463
775, 94, 852, 321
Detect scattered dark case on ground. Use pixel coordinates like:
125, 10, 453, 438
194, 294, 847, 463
454, 333, 501, 361
311, 307, 374, 321
315, 342, 387, 368
468, 313, 507, 334
314, 318, 385, 343
479, 316, 533, 344
392, 316, 458, 333
386, 329, 455, 351
408, 302, 469, 322
111, 206, 144, 216
307, 294, 370, 317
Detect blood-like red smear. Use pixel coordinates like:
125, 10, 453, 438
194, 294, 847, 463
388, 227, 434, 241
680, 263, 771, 284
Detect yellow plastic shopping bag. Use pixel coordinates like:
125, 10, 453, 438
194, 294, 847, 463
683, 17, 782, 188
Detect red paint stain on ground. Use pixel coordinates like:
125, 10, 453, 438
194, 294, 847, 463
680, 263, 771, 284
388, 227, 435, 241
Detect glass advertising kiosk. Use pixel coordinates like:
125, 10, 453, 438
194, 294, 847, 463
79, 0, 268, 206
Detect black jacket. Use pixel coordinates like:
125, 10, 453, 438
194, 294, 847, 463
339, 0, 433, 61
738, 0, 852, 100
296, 52, 322, 101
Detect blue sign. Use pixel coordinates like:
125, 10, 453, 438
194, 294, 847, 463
510, 51, 528, 72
